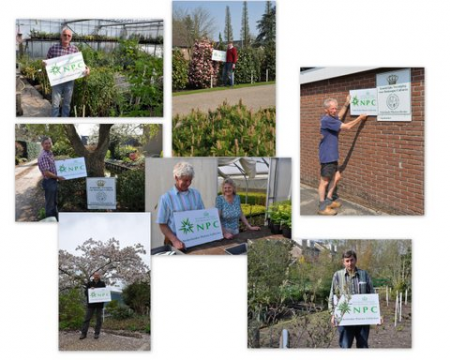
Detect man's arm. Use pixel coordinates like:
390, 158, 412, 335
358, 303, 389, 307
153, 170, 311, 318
328, 274, 337, 326
159, 224, 185, 250
340, 114, 368, 131
43, 170, 65, 181
337, 95, 351, 120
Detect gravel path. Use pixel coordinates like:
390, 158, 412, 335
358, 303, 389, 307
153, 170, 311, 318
15, 160, 44, 222
59, 331, 150, 351
172, 84, 275, 116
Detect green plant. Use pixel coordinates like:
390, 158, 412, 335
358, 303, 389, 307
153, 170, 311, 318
267, 200, 291, 227
241, 204, 266, 217
108, 303, 134, 320
235, 47, 262, 84
59, 288, 85, 330
37, 207, 46, 220
117, 170, 145, 211
172, 48, 189, 91
58, 178, 87, 211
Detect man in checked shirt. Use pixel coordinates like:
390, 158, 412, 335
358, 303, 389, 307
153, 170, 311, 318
37, 137, 65, 220
328, 250, 374, 348
43, 27, 90, 117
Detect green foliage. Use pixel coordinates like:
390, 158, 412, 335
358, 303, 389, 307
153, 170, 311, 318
173, 101, 276, 156
261, 43, 276, 81
108, 302, 135, 320
117, 170, 145, 211
19, 57, 51, 96
15, 139, 40, 161
37, 207, 46, 221
241, 204, 266, 217
122, 281, 150, 315
114, 145, 138, 161
267, 200, 291, 227
51, 141, 77, 158
58, 178, 87, 211
235, 47, 262, 84
172, 48, 189, 91
59, 288, 85, 330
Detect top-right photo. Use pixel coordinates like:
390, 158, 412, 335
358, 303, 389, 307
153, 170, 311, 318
300, 67, 424, 216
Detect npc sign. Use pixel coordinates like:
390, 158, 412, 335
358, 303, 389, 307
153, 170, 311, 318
350, 88, 378, 116
45, 52, 87, 87
86, 177, 116, 210
88, 288, 112, 304
335, 294, 381, 326
55, 157, 87, 180
212, 50, 226, 62
173, 207, 223, 248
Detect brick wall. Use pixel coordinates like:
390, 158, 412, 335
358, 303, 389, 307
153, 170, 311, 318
300, 68, 424, 215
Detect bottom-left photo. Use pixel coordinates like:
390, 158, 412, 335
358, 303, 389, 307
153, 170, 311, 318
58, 212, 151, 351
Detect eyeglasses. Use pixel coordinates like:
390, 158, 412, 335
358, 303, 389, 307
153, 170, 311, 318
62, 34, 72, 38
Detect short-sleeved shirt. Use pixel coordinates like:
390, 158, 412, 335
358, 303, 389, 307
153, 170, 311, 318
37, 150, 56, 179
319, 115, 342, 164
156, 186, 205, 235
215, 195, 241, 231
46, 43, 79, 59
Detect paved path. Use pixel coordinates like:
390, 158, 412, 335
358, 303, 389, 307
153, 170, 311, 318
17, 77, 52, 118
15, 160, 44, 222
300, 183, 386, 216
59, 331, 150, 351
172, 84, 275, 116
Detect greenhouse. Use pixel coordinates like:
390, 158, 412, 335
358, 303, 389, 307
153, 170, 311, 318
16, 19, 164, 118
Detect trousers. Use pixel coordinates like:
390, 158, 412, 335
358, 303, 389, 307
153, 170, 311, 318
81, 307, 103, 335
338, 325, 370, 348
42, 178, 58, 220
51, 80, 74, 117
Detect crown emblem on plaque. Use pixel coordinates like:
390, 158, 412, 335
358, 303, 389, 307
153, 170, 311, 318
97, 180, 106, 187
387, 74, 398, 85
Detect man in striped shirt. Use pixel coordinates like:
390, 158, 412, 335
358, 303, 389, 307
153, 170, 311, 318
43, 27, 90, 117
328, 250, 374, 348
156, 162, 205, 250
37, 136, 65, 220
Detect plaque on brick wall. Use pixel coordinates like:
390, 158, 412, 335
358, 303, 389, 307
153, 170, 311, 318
350, 88, 378, 116
376, 69, 412, 121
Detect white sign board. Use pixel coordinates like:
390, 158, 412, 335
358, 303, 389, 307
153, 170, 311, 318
212, 49, 226, 62
86, 177, 116, 210
45, 52, 86, 86
350, 88, 378, 116
55, 157, 87, 180
88, 287, 111, 304
376, 69, 412, 121
173, 208, 223, 248
335, 294, 381, 326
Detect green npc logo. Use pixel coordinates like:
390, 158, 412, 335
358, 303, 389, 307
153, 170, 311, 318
179, 218, 194, 234
352, 95, 376, 107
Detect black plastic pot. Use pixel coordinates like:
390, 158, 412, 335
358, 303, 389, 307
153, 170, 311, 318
282, 227, 291, 239
271, 223, 282, 234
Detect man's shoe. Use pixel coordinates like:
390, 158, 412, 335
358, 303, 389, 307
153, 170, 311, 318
318, 207, 337, 216
94, 334, 100, 339
79, 334, 87, 340
328, 200, 342, 209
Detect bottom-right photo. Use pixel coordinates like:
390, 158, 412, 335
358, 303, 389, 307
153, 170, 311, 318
248, 239, 412, 349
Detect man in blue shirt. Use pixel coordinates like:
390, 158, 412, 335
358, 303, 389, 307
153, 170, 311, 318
318, 96, 368, 215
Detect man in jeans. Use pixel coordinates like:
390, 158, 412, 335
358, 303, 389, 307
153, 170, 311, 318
80, 272, 106, 340
37, 137, 64, 220
328, 250, 374, 348
318, 96, 368, 215
222, 41, 238, 86
43, 27, 90, 117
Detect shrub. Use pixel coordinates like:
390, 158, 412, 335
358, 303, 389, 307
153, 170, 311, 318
188, 40, 218, 89
172, 48, 189, 91
51, 141, 77, 158
59, 288, 85, 330
122, 281, 150, 315
241, 204, 266, 217
115, 145, 138, 161
234, 47, 262, 84
58, 178, 87, 211
109, 303, 134, 320
261, 43, 276, 81
267, 200, 291, 227
117, 170, 145, 211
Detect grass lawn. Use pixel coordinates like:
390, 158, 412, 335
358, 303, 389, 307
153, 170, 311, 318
173, 81, 276, 97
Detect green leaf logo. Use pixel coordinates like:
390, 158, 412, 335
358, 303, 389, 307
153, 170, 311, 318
59, 165, 66, 173
50, 65, 61, 75
179, 218, 194, 234
352, 96, 359, 106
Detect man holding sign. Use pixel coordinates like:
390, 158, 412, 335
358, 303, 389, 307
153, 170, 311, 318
222, 41, 238, 86
156, 162, 205, 251
328, 250, 374, 348
80, 272, 106, 340
43, 27, 90, 117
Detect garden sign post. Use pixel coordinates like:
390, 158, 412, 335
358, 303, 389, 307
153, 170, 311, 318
335, 294, 381, 326
88, 288, 112, 303
45, 52, 87, 87
55, 157, 87, 180
173, 208, 223, 248
86, 177, 117, 210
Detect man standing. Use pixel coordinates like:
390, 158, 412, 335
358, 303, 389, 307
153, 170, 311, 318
329, 250, 374, 348
222, 41, 238, 86
37, 137, 64, 220
80, 272, 106, 340
156, 162, 205, 251
44, 27, 89, 117
318, 96, 368, 215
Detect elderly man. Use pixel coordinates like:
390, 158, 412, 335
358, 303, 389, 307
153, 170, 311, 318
80, 272, 106, 340
44, 27, 90, 117
156, 162, 205, 250
222, 41, 238, 86
37, 136, 64, 220
318, 96, 368, 215
329, 250, 374, 348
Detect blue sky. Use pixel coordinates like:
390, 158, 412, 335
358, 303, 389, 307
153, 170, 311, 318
173, 1, 275, 41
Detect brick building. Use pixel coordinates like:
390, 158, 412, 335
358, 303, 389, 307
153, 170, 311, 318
300, 68, 424, 215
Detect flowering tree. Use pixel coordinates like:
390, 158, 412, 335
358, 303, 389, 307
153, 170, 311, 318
188, 39, 218, 89
59, 237, 149, 291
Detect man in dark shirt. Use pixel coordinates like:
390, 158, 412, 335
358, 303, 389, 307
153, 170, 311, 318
222, 41, 238, 86
318, 96, 368, 215
80, 272, 106, 340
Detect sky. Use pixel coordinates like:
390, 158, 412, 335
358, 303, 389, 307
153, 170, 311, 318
173, 1, 275, 41
59, 213, 151, 269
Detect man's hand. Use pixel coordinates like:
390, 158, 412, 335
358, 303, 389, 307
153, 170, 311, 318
84, 66, 90, 76
331, 315, 336, 327
223, 231, 234, 240
57, 176, 65, 181
232, 64, 235, 70
345, 94, 351, 106
42, 60, 47, 68
172, 237, 185, 250
359, 114, 368, 121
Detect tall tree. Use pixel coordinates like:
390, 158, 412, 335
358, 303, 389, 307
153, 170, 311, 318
255, 1, 276, 46
241, 1, 250, 48
224, 6, 233, 43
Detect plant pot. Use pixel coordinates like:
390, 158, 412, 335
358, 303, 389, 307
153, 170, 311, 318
271, 223, 282, 234
282, 227, 291, 239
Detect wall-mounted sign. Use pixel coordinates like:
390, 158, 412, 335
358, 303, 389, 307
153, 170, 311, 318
350, 88, 378, 116
334, 294, 381, 326
45, 52, 87, 87
212, 50, 226, 62
173, 208, 223, 248
86, 177, 116, 210
376, 69, 412, 121
55, 157, 87, 180
88, 287, 111, 304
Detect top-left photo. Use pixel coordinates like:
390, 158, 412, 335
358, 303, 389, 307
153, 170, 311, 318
16, 19, 164, 118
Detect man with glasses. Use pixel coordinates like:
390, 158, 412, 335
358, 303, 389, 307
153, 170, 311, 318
43, 27, 90, 117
